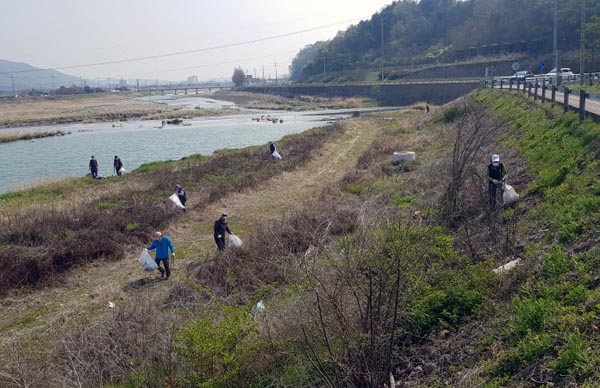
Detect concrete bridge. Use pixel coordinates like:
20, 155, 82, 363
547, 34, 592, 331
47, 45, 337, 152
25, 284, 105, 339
138, 86, 232, 96
242, 80, 481, 106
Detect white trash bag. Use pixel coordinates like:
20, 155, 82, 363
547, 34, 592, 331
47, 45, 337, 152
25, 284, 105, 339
168, 193, 186, 210
139, 248, 158, 272
228, 234, 243, 248
503, 184, 519, 205
119, 168, 130, 174
272, 150, 282, 160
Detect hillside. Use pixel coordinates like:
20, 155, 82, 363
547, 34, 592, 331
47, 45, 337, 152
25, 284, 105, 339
2, 89, 600, 387
291, 0, 600, 82
0, 59, 80, 92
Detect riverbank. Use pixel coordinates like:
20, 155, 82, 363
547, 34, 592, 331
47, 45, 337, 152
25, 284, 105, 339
212, 89, 377, 110
0, 130, 66, 143
0, 92, 240, 128
0, 91, 384, 129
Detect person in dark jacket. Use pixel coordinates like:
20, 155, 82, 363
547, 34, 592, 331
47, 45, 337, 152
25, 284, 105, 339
175, 184, 187, 211
213, 213, 234, 251
115, 157, 123, 176
89, 156, 99, 178
485, 154, 508, 206
147, 231, 175, 278
113, 156, 119, 175
269, 141, 276, 154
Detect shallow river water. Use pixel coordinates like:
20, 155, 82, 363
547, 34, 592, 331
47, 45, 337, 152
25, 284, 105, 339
0, 94, 364, 194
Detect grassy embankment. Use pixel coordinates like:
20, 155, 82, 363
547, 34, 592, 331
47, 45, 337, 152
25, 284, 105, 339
3, 88, 600, 387
0, 122, 345, 294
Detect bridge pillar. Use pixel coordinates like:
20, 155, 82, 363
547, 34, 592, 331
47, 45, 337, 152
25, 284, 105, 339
209, 87, 212, 92
185, 89, 188, 95
196, 88, 199, 94
174, 89, 177, 95
161, 89, 164, 96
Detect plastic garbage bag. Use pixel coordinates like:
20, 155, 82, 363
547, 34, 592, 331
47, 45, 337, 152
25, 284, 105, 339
493, 258, 521, 274
503, 184, 519, 205
169, 193, 186, 210
119, 168, 129, 174
272, 150, 282, 160
139, 248, 158, 272
228, 234, 243, 248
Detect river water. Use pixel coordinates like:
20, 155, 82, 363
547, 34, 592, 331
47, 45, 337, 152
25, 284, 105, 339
0, 94, 362, 194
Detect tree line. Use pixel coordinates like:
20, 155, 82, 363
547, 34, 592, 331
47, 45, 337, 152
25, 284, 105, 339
289, 0, 600, 82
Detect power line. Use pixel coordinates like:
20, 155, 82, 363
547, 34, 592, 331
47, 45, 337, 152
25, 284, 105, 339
0, 17, 366, 76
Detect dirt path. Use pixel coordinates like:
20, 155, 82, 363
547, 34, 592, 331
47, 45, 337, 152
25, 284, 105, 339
0, 115, 387, 360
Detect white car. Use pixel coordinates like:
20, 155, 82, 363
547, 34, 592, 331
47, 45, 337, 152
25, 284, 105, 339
545, 67, 576, 81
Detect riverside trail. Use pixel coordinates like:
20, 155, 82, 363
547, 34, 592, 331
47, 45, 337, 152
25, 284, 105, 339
0, 113, 404, 365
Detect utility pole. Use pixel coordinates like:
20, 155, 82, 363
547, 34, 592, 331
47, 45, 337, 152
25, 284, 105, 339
553, 0, 561, 86
262, 66, 265, 84
9, 75, 16, 95
136, 79, 140, 91
580, 0, 586, 85
323, 58, 326, 81
274, 61, 278, 84
381, 12, 384, 82
108, 78, 111, 90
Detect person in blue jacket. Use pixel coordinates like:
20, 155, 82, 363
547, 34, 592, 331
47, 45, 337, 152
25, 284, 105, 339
147, 231, 175, 279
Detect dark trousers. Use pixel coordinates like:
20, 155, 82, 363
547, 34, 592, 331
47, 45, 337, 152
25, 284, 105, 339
215, 235, 226, 251
155, 258, 171, 278
90, 168, 98, 178
488, 181, 504, 206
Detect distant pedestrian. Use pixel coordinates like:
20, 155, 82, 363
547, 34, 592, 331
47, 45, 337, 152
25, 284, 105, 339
175, 184, 187, 210
425, 104, 430, 114
113, 156, 123, 176
89, 156, 98, 178
485, 154, 508, 206
115, 157, 123, 176
147, 231, 175, 279
213, 213, 234, 251
269, 141, 282, 160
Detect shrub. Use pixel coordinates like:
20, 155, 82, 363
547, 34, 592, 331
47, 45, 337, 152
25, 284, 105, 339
177, 305, 262, 388
512, 296, 556, 335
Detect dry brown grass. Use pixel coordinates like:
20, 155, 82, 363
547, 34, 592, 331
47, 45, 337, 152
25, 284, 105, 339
213, 90, 376, 110
0, 93, 208, 127
0, 111, 400, 386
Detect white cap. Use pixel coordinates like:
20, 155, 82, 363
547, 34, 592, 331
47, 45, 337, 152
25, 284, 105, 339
491, 154, 500, 163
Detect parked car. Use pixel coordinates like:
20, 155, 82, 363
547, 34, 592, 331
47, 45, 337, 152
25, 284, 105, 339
545, 67, 576, 81
509, 71, 534, 81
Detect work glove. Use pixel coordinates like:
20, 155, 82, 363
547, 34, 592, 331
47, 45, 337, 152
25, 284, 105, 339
217, 235, 222, 238
172, 253, 175, 257
492, 179, 498, 184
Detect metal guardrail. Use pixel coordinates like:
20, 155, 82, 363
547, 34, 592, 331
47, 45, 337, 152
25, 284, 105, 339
483, 77, 600, 123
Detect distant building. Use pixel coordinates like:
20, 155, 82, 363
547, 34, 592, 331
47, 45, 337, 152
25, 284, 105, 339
187, 75, 198, 85
118, 79, 128, 88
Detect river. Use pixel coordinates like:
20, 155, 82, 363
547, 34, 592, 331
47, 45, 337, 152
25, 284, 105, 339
0, 94, 364, 195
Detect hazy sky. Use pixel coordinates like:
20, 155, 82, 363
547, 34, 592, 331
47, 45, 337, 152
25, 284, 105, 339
0, 0, 394, 82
